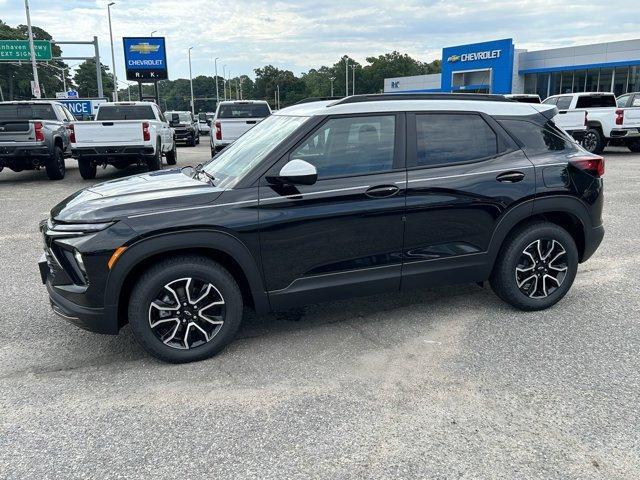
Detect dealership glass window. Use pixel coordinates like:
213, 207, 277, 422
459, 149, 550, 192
573, 70, 586, 92
585, 69, 600, 92
598, 68, 613, 92
536, 73, 550, 99
560, 72, 573, 94
414, 114, 497, 167
524, 74, 537, 94
549, 72, 562, 96
613, 66, 629, 96
628, 66, 640, 93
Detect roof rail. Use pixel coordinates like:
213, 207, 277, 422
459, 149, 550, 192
295, 96, 343, 105
333, 93, 512, 105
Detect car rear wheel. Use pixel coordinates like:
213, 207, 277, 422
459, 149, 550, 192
45, 146, 65, 180
78, 158, 97, 179
128, 255, 243, 363
165, 144, 178, 165
582, 128, 605, 154
490, 222, 578, 311
627, 139, 640, 152
146, 141, 162, 171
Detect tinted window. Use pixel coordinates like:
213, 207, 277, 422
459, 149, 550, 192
575, 95, 617, 108
414, 114, 497, 167
291, 115, 395, 178
96, 105, 155, 120
218, 103, 270, 119
499, 119, 576, 155
0, 104, 57, 120
555, 96, 572, 110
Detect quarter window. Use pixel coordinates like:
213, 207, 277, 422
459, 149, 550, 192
498, 119, 576, 155
414, 114, 498, 167
290, 115, 396, 178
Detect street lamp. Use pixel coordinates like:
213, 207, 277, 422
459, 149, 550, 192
343, 55, 349, 97
228, 69, 232, 100
188, 46, 194, 115
351, 64, 356, 96
214, 57, 220, 105
329, 76, 335, 97
24, 0, 41, 98
107, 2, 118, 101
222, 65, 227, 101
150, 30, 158, 37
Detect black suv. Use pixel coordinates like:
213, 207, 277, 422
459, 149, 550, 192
39, 94, 604, 363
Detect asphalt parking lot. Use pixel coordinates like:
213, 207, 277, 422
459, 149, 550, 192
0, 141, 639, 479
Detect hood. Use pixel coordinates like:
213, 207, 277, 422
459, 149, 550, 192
51, 168, 224, 223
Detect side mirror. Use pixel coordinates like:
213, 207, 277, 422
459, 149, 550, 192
269, 159, 317, 185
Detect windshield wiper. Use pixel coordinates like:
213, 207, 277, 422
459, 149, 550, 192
194, 163, 216, 185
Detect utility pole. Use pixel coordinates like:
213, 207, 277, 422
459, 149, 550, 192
214, 57, 220, 106
228, 69, 232, 99
24, 0, 41, 98
277, 84, 280, 110
188, 47, 194, 114
329, 77, 335, 97
107, 2, 118, 101
344, 55, 349, 97
222, 65, 227, 101
351, 64, 356, 95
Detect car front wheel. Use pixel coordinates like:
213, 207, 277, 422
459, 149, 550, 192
128, 255, 243, 363
490, 222, 578, 311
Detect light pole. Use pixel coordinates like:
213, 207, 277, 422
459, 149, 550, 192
107, 2, 118, 101
343, 55, 349, 97
188, 46, 194, 115
351, 64, 356, 95
24, 0, 41, 98
228, 70, 232, 99
329, 76, 335, 97
214, 57, 220, 105
222, 65, 227, 101
150, 30, 158, 37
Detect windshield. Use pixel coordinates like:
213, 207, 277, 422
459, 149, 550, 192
202, 115, 308, 188
217, 103, 270, 119
97, 105, 155, 121
168, 112, 192, 123
0, 104, 57, 121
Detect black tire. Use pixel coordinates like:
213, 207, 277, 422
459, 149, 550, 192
627, 139, 640, 153
490, 222, 579, 311
128, 255, 243, 363
146, 141, 162, 171
78, 158, 97, 180
196, 135, 200, 145
582, 128, 605, 154
188, 136, 196, 147
45, 145, 65, 180
165, 144, 178, 165
210, 147, 215, 158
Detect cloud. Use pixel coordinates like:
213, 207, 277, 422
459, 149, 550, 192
1, 0, 637, 82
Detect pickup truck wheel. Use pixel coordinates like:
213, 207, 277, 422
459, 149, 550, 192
165, 144, 178, 165
128, 255, 243, 363
78, 158, 97, 180
45, 146, 65, 180
490, 222, 578, 311
627, 139, 640, 152
146, 141, 162, 171
582, 128, 605, 154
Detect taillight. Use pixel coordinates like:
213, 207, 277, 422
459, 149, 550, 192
615, 109, 624, 126
215, 121, 222, 140
34, 121, 44, 142
142, 122, 150, 141
570, 155, 605, 177
67, 124, 76, 143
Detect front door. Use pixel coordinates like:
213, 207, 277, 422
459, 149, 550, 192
402, 111, 536, 289
258, 113, 406, 309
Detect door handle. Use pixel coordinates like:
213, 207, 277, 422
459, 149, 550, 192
496, 171, 525, 183
365, 184, 400, 198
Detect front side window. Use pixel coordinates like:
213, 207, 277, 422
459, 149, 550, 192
617, 94, 632, 108
542, 97, 558, 105
555, 96, 572, 110
499, 119, 577, 155
290, 115, 396, 178
414, 113, 498, 167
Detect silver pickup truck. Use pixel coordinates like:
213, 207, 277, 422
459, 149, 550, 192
0, 101, 74, 180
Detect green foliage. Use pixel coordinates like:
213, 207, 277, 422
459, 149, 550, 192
73, 59, 113, 99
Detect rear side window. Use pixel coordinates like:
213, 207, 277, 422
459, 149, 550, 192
499, 119, 576, 155
218, 103, 270, 119
555, 96, 572, 110
0, 104, 57, 120
414, 113, 498, 167
96, 105, 155, 120
575, 95, 616, 108
542, 97, 557, 105
617, 94, 632, 108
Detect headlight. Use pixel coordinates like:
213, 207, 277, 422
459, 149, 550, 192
49, 220, 114, 235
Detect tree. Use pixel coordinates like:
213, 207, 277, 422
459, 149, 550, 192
361, 51, 440, 94
73, 59, 113, 99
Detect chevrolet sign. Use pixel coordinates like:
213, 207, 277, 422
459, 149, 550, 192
448, 49, 502, 63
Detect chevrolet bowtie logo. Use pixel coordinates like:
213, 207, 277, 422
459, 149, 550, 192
129, 42, 160, 54
447, 55, 461, 63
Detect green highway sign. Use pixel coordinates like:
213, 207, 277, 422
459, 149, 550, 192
0, 40, 52, 61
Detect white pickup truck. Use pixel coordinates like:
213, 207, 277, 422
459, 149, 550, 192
70, 102, 177, 179
211, 100, 271, 155
543, 92, 640, 153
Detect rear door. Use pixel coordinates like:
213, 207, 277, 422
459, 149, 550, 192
258, 113, 406, 308
622, 94, 640, 129
402, 111, 535, 289
552, 96, 585, 133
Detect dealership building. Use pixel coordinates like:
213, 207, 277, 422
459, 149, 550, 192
384, 38, 640, 99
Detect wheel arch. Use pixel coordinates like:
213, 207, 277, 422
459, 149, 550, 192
105, 229, 270, 330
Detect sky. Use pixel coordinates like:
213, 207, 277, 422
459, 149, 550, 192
2, 0, 638, 85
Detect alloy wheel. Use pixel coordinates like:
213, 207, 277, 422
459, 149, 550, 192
582, 132, 597, 153
148, 277, 225, 349
515, 239, 568, 298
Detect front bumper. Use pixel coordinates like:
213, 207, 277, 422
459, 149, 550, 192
174, 130, 196, 142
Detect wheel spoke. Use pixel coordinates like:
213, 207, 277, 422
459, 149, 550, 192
527, 275, 539, 297
163, 322, 181, 345
518, 274, 536, 289
150, 317, 179, 328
